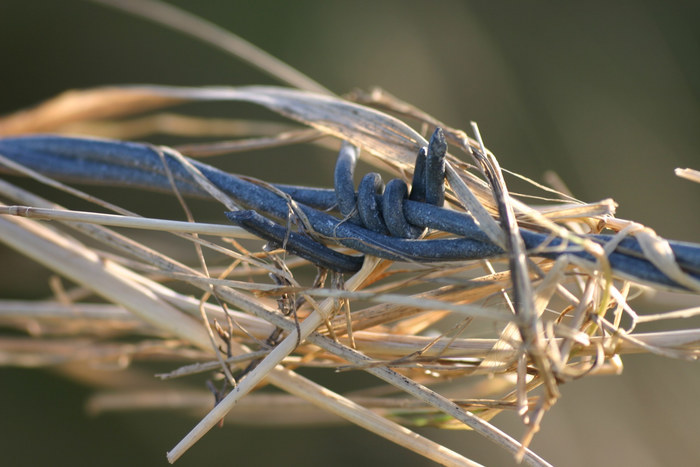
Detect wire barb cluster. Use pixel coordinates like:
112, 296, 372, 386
334, 127, 446, 239
0, 133, 698, 288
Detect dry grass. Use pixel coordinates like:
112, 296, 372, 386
0, 1, 698, 466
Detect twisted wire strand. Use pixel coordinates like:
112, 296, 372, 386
0, 134, 699, 289
333, 128, 445, 239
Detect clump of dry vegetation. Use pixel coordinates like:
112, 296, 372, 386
0, 1, 698, 466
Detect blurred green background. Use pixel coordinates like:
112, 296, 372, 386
0, 1, 698, 466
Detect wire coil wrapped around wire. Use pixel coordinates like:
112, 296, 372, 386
334, 128, 447, 239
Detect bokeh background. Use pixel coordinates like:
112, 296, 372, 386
0, 1, 698, 466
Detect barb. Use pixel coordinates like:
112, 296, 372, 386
333, 128, 446, 239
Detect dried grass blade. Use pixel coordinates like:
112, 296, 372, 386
88, 0, 332, 95
0, 188, 484, 467
675, 167, 700, 184
0, 213, 212, 349
468, 123, 558, 401
213, 369, 486, 467
0, 88, 182, 135
168, 256, 383, 460
635, 307, 700, 323
634, 227, 700, 292
0, 205, 254, 239
445, 163, 506, 248
146, 85, 422, 162
174, 127, 324, 157
56, 114, 301, 140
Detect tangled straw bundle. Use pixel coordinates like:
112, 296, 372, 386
0, 2, 699, 466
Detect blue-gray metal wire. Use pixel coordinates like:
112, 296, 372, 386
0, 133, 698, 290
